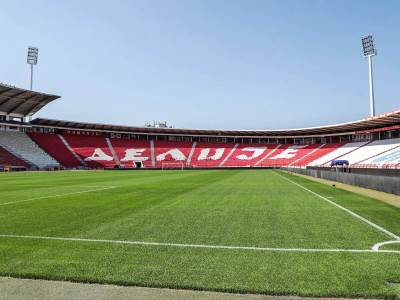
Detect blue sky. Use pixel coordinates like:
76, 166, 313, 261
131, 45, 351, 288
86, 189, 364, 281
1, 0, 399, 129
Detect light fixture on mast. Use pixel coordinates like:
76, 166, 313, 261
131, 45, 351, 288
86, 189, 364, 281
361, 35, 377, 117
27, 46, 38, 91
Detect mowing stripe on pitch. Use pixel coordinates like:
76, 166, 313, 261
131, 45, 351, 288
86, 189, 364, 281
276, 172, 400, 242
0, 186, 116, 206
0, 234, 399, 253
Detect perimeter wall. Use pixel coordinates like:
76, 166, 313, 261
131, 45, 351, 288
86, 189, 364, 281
286, 167, 400, 196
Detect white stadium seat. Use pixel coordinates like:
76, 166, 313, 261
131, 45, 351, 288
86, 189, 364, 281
0, 131, 59, 169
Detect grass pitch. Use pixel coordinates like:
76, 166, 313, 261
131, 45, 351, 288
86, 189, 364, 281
0, 169, 399, 298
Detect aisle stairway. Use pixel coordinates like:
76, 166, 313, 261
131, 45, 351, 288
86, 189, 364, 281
0, 131, 59, 169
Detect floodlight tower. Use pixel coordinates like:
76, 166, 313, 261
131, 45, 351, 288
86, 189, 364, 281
361, 35, 377, 117
27, 47, 38, 91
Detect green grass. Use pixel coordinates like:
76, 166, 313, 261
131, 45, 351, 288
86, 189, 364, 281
0, 169, 399, 298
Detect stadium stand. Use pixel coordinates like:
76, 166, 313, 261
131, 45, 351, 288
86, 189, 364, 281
336, 138, 400, 166
308, 141, 369, 167
1, 84, 399, 171
0, 131, 59, 169
0, 144, 28, 168
28, 132, 82, 168
360, 146, 400, 168
110, 138, 153, 168
7, 132, 400, 170
62, 134, 116, 168
257, 144, 322, 167
190, 142, 236, 168
153, 141, 194, 168
288, 143, 344, 167
222, 144, 278, 167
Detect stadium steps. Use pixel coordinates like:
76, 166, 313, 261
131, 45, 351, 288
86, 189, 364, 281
110, 138, 153, 168
106, 137, 121, 166
291, 143, 344, 168
0, 144, 29, 167
186, 142, 197, 166
254, 144, 282, 166
58, 134, 87, 167
62, 134, 116, 168
349, 138, 400, 167
288, 144, 326, 167
338, 139, 400, 165
219, 143, 239, 167
0, 131, 59, 169
359, 144, 400, 168
190, 142, 237, 168
308, 141, 369, 167
28, 133, 82, 168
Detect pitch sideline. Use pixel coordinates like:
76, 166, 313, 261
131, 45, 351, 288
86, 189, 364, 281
275, 172, 400, 246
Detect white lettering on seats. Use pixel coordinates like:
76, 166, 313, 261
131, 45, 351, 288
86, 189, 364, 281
269, 145, 308, 160
236, 147, 267, 160
121, 149, 149, 162
157, 149, 186, 161
197, 148, 225, 161
85, 148, 113, 161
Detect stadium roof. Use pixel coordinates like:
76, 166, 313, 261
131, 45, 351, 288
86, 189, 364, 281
0, 83, 60, 117
31, 109, 400, 137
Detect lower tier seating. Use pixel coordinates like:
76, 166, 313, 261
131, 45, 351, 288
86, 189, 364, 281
0, 145, 29, 167
2, 132, 399, 169
0, 131, 59, 169
28, 133, 82, 167
62, 134, 117, 168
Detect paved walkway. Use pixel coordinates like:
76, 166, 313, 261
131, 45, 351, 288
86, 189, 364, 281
0, 277, 375, 300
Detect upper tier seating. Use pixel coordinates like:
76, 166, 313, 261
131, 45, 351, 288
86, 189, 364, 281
28, 132, 82, 168
0, 131, 59, 169
0, 145, 29, 167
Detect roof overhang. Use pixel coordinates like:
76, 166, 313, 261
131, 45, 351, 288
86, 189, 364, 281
30, 109, 400, 138
0, 83, 60, 117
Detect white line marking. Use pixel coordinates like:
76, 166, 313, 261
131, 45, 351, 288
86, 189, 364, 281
0, 187, 116, 206
0, 234, 399, 253
276, 172, 400, 241
372, 240, 400, 251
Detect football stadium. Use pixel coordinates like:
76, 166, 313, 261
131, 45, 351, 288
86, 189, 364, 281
1, 2, 400, 300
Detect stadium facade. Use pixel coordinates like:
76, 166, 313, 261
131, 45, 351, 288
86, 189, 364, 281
0, 83, 400, 171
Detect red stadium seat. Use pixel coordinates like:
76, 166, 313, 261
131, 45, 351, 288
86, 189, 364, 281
110, 138, 153, 168
190, 142, 236, 168
28, 132, 82, 167
0, 145, 29, 167
63, 134, 116, 168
